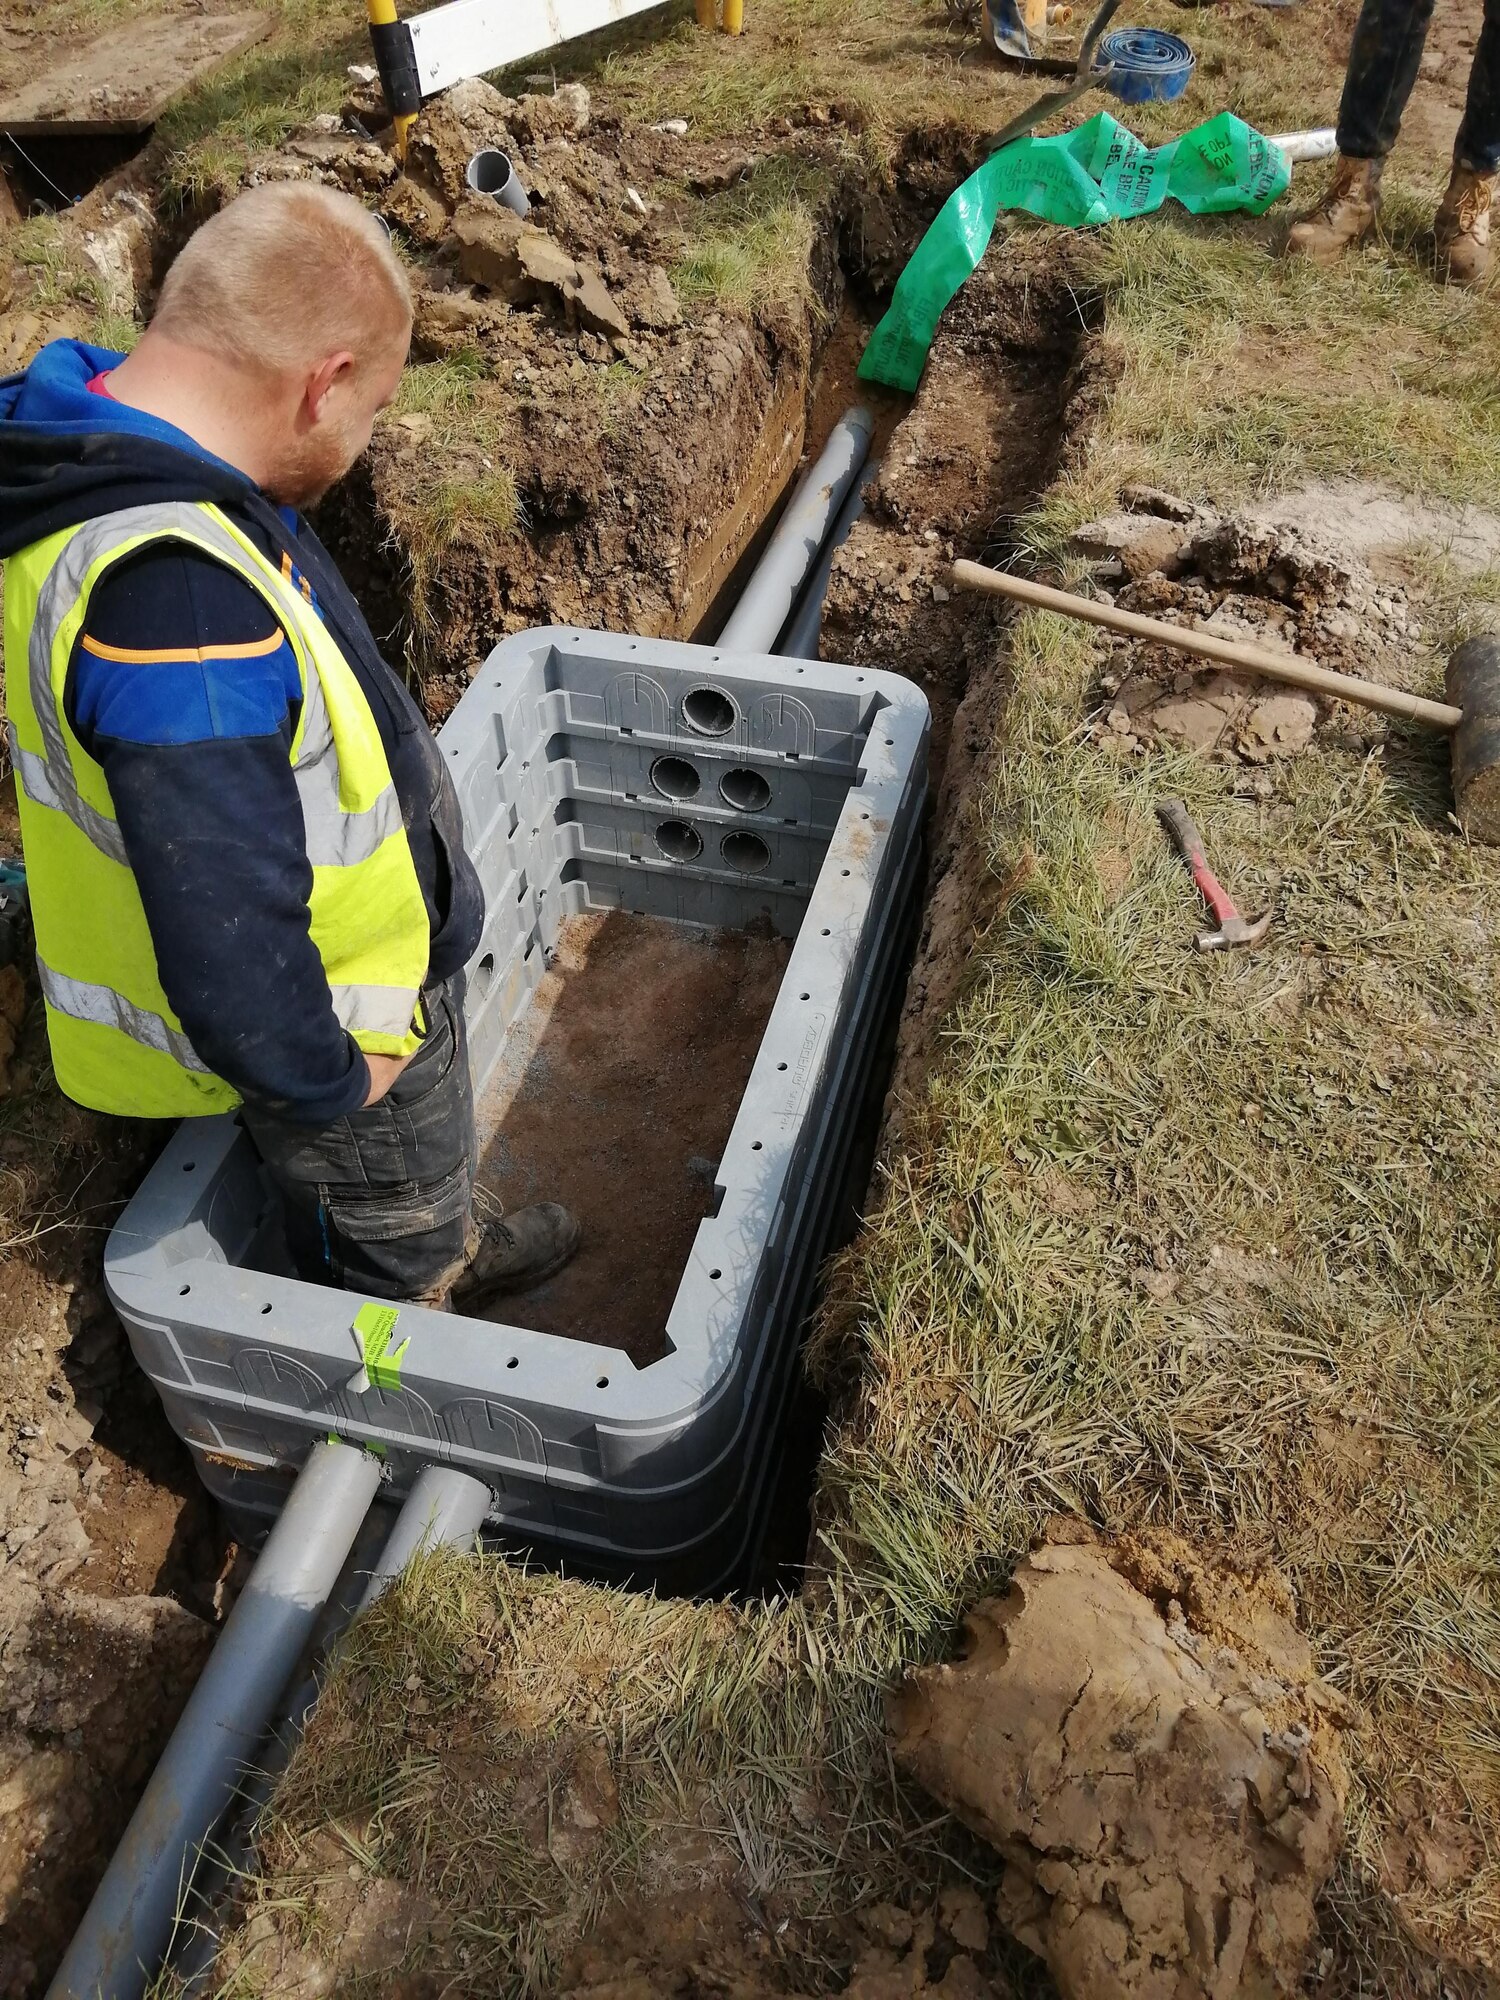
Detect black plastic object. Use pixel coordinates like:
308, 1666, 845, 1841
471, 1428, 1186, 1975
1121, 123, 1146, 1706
368, 18, 421, 118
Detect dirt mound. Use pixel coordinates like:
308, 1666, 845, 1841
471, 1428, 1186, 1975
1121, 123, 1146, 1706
890, 1531, 1350, 2000
0, 1585, 211, 1997
1078, 494, 1427, 772
557, 1887, 1007, 1999
205, 73, 842, 704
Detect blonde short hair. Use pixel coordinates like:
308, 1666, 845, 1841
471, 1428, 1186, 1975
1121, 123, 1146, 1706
153, 182, 411, 374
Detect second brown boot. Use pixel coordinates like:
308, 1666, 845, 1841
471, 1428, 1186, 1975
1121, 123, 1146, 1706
1435, 161, 1494, 286
1285, 155, 1383, 264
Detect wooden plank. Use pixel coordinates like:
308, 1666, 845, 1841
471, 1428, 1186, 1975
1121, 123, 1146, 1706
0, 8, 271, 138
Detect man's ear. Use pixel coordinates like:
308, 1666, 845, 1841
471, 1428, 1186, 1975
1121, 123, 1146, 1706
305, 350, 358, 423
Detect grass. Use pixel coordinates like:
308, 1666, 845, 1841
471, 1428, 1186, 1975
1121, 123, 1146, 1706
671, 157, 832, 319
8, 215, 105, 315
514, 0, 1034, 162
389, 347, 493, 424
155, 0, 361, 209
1046, 199, 1500, 515
377, 356, 522, 653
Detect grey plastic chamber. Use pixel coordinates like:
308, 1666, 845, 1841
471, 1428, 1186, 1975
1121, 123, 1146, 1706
105, 630, 929, 1589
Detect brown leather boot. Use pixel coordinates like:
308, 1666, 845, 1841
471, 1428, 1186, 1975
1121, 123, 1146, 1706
1285, 155, 1383, 264
1435, 161, 1494, 286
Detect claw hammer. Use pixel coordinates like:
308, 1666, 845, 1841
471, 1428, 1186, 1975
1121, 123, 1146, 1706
1156, 800, 1271, 952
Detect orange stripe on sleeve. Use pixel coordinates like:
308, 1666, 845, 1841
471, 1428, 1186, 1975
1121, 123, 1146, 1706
79, 631, 287, 666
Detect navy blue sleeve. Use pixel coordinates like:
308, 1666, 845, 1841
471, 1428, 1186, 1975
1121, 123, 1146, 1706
69, 545, 370, 1123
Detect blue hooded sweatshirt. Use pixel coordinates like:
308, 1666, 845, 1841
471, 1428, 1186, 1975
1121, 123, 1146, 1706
0, 340, 484, 1123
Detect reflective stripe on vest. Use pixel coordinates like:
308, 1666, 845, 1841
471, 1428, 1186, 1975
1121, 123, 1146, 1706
39, 957, 411, 1055
6, 725, 127, 865
37, 960, 213, 1073
21, 503, 405, 872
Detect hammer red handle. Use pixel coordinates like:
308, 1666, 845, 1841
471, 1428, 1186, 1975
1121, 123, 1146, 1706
1156, 798, 1241, 925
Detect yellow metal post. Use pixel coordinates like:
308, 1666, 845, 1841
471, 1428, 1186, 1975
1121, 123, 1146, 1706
695, 0, 717, 22
722, 0, 744, 30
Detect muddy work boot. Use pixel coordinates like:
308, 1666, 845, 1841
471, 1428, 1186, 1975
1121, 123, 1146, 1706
1285, 155, 1383, 264
1435, 162, 1495, 286
450, 1203, 581, 1312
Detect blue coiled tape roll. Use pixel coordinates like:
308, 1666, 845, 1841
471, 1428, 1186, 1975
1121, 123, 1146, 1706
1095, 26, 1196, 103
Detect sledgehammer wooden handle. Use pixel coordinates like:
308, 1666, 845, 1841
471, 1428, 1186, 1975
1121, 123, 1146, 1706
951, 559, 1464, 732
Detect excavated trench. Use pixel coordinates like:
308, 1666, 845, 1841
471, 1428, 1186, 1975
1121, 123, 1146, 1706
1, 113, 1097, 1991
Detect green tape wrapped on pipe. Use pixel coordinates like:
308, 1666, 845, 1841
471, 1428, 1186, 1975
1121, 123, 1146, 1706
859, 112, 1290, 393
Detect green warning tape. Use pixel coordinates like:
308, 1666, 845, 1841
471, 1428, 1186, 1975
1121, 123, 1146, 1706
859, 111, 1291, 394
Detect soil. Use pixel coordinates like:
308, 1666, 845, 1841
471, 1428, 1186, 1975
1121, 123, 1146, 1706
891, 1526, 1351, 2000
823, 254, 1086, 774
306, 75, 848, 707
475, 912, 791, 1366
818, 246, 1100, 1115
1396, 0, 1482, 167
1071, 490, 1457, 775
0, 1005, 230, 1997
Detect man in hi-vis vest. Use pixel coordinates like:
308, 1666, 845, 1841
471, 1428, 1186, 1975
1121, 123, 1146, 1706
0, 183, 579, 1307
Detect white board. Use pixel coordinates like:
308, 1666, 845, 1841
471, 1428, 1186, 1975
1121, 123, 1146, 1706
405, 0, 670, 95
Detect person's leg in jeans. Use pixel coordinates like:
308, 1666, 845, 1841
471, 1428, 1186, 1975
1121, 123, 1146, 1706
1336, 0, 1437, 162
242, 981, 578, 1307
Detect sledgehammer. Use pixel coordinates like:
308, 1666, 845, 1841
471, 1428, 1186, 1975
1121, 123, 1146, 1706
951, 560, 1500, 843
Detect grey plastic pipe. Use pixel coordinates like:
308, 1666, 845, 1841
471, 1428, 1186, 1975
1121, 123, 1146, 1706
718, 406, 875, 654
776, 457, 879, 661
46, 1440, 384, 2000
358, 1465, 492, 1606
169, 1466, 492, 1995
1268, 128, 1337, 162
465, 147, 531, 215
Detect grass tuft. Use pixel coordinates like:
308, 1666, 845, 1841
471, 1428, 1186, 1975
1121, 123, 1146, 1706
8, 215, 105, 314
672, 157, 831, 320
156, 1, 359, 210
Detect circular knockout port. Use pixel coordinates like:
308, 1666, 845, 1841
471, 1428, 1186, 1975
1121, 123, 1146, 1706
651, 754, 701, 801
682, 685, 737, 736
655, 819, 704, 863
721, 830, 771, 874
720, 766, 772, 814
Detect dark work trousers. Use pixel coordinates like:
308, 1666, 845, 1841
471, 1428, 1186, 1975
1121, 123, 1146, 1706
241, 979, 476, 1304
1337, 0, 1500, 171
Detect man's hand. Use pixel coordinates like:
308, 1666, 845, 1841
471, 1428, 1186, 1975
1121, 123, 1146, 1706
362, 1052, 414, 1107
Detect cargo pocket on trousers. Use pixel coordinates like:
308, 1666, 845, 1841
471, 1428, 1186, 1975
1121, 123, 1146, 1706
324, 1163, 472, 1298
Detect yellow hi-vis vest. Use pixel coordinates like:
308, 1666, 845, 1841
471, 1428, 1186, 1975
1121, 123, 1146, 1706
3, 500, 432, 1118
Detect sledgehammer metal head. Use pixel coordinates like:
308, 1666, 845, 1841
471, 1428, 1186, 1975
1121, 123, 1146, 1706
1155, 798, 1272, 953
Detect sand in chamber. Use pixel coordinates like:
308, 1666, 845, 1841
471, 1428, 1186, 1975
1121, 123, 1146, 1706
474, 911, 791, 1365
